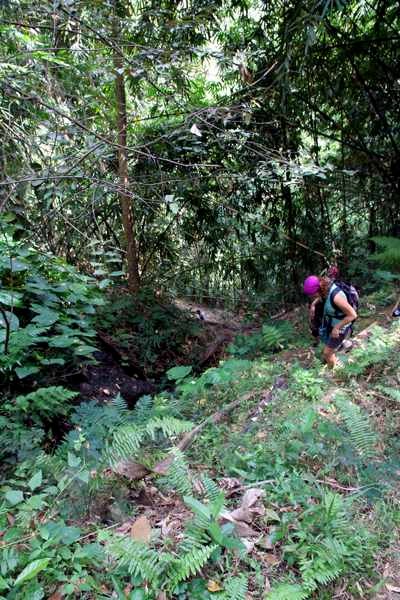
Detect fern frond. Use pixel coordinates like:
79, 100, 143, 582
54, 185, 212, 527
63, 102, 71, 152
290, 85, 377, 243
300, 538, 343, 591
336, 397, 377, 460
106, 424, 145, 466
160, 449, 192, 496
131, 394, 154, 422
167, 544, 216, 591
113, 538, 161, 583
145, 416, 193, 439
15, 386, 78, 419
371, 236, 400, 271
180, 513, 211, 551
110, 393, 130, 421
266, 583, 309, 600
201, 475, 223, 503
223, 575, 248, 600
376, 385, 400, 403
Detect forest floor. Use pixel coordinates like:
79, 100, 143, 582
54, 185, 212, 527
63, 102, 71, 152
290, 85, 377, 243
2, 290, 400, 599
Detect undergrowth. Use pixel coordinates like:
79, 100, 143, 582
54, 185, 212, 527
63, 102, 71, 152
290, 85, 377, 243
0, 258, 399, 600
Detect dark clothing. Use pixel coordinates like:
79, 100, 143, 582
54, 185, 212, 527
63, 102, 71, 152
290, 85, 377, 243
309, 298, 324, 338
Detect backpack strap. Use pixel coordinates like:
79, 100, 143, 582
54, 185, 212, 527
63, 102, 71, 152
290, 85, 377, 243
327, 285, 345, 318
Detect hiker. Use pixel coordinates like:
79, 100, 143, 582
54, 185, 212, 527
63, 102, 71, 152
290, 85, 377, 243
303, 275, 358, 368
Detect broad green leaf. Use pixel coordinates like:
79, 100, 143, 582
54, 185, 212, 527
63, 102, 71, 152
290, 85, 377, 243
74, 344, 98, 356
28, 471, 42, 491
166, 365, 192, 381
41, 358, 66, 366
0, 575, 9, 591
0, 290, 23, 307
49, 335, 78, 348
0, 311, 19, 331
32, 308, 59, 326
15, 365, 40, 379
14, 558, 50, 587
67, 452, 81, 468
5, 490, 24, 506
183, 496, 211, 521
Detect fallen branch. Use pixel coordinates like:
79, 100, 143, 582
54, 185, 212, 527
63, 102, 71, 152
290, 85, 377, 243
153, 392, 254, 475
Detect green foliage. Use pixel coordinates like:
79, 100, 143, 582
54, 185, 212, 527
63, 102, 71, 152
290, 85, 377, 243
96, 288, 199, 374
9, 386, 78, 422
223, 575, 248, 600
270, 492, 374, 598
262, 321, 294, 352
177, 358, 252, 399
290, 367, 325, 401
335, 395, 377, 460
106, 417, 193, 468
0, 217, 103, 381
377, 385, 400, 403
160, 449, 193, 497
106, 477, 242, 596
228, 321, 294, 358
341, 323, 400, 377
371, 236, 400, 272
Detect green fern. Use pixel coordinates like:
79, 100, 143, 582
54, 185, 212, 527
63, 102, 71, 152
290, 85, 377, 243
262, 325, 285, 351
106, 424, 145, 467
223, 575, 248, 600
160, 449, 192, 496
145, 416, 193, 439
167, 544, 216, 591
14, 386, 78, 420
336, 397, 377, 460
112, 538, 162, 584
376, 385, 400, 403
130, 394, 154, 422
201, 475, 223, 503
105, 416, 193, 468
110, 394, 130, 418
275, 491, 371, 598
371, 236, 400, 272
267, 583, 309, 600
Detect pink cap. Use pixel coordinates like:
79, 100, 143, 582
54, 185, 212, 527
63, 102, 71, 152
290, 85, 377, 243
303, 275, 320, 296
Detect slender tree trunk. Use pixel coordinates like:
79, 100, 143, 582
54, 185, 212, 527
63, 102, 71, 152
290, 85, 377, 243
113, 5, 140, 292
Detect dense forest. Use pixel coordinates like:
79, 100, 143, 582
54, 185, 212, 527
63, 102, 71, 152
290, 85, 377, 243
0, 1, 400, 599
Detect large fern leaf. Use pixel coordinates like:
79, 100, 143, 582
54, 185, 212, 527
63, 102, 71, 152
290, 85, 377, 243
167, 544, 216, 591
336, 397, 377, 460
161, 449, 192, 496
266, 583, 310, 600
223, 575, 248, 600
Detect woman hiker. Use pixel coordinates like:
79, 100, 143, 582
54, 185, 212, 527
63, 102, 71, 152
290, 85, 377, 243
303, 275, 357, 368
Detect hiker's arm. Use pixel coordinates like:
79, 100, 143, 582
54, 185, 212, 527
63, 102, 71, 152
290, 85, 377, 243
309, 297, 320, 318
331, 296, 357, 337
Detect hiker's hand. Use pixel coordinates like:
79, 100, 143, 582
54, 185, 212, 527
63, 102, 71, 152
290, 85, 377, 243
331, 327, 340, 338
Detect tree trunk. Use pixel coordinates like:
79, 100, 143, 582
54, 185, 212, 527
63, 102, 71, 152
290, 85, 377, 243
113, 6, 140, 292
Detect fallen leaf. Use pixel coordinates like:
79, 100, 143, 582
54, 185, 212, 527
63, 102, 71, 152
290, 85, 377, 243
130, 515, 151, 543
207, 580, 223, 592
264, 576, 271, 593
6, 513, 15, 526
264, 553, 280, 566
112, 460, 149, 480
256, 535, 274, 550
386, 584, 400, 593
